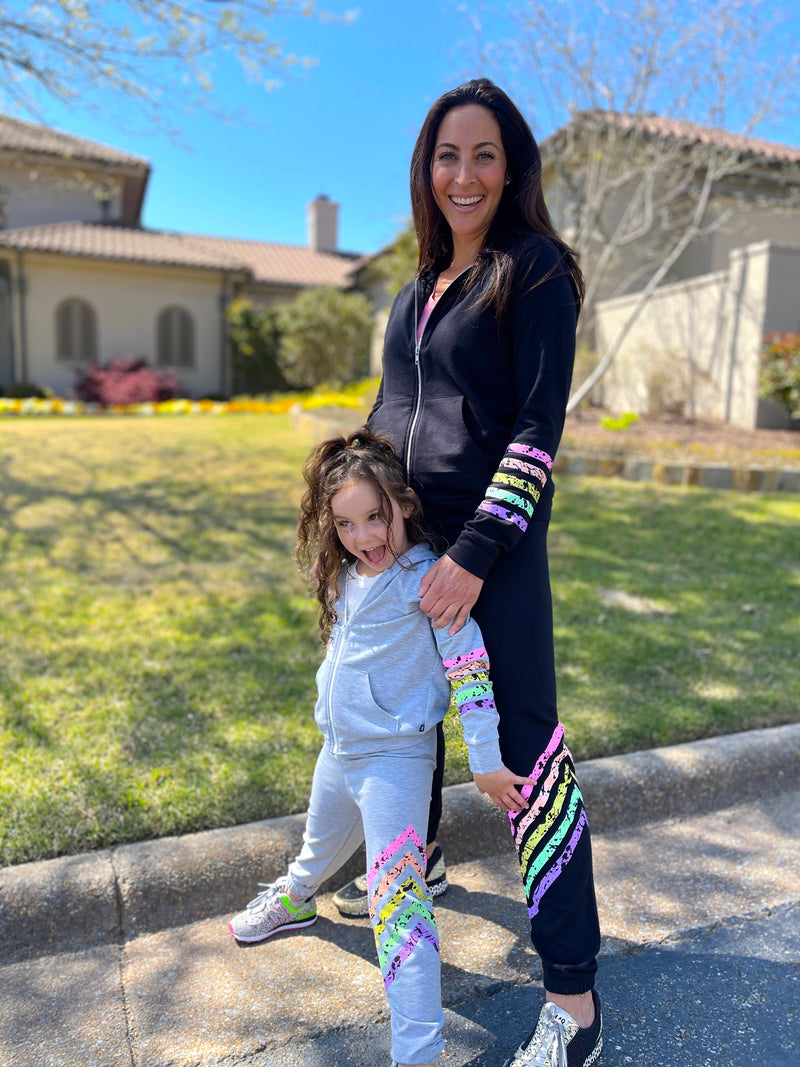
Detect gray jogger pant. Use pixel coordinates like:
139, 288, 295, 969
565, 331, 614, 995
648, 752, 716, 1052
287, 735, 443, 1065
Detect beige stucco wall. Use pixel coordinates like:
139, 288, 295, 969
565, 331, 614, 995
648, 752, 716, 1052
598, 269, 730, 419
544, 149, 800, 307
597, 240, 800, 428
674, 199, 800, 279
243, 282, 306, 307
0, 161, 123, 229
588, 189, 800, 300
8, 253, 227, 397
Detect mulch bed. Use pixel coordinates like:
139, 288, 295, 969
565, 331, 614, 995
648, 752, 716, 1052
562, 410, 800, 470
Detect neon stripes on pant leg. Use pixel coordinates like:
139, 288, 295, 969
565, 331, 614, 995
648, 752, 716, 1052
507, 722, 588, 918
368, 826, 439, 989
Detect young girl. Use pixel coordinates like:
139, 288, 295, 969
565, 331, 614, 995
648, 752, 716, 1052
229, 427, 532, 1067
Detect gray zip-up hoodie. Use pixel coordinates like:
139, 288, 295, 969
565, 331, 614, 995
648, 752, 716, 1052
314, 543, 503, 774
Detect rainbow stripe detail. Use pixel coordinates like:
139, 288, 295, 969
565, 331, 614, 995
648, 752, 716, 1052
502, 456, 548, 487
444, 648, 496, 718
368, 826, 439, 989
507, 723, 588, 918
485, 485, 535, 516
476, 442, 553, 533
442, 647, 488, 670
477, 502, 528, 530
508, 442, 553, 469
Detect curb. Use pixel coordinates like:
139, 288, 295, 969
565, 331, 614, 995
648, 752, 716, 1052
2, 722, 799, 964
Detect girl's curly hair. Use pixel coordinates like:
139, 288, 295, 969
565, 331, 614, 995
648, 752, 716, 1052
297, 426, 433, 641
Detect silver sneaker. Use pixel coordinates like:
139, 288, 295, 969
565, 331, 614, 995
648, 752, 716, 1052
228, 876, 317, 943
505, 991, 603, 1067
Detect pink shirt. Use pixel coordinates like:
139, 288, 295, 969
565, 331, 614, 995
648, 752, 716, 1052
416, 292, 436, 343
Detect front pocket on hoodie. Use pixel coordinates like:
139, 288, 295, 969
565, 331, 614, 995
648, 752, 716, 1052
368, 398, 413, 460
331, 665, 442, 755
412, 395, 495, 499
331, 665, 402, 751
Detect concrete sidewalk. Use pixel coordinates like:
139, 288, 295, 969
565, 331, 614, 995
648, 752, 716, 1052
2, 723, 799, 1067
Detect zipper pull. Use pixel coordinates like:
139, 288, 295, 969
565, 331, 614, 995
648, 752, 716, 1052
414, 340, 421, 365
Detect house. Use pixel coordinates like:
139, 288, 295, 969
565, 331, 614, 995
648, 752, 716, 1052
541, 112, 800, 428
0, 115, 364, 398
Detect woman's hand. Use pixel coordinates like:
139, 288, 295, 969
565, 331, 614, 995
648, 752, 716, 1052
473, 767, 535, 812
418, 555, 483, 634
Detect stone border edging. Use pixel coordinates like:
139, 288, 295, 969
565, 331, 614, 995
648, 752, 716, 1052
2, 722, 798, 963
554, 449, 800, 492
288, 407, 800, 493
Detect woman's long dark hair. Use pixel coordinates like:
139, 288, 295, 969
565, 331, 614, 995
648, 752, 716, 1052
409, 77, 584, 316
296, 426, 430, 641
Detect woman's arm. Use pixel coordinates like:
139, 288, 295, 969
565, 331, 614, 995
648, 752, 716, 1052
446, 242, 578, 582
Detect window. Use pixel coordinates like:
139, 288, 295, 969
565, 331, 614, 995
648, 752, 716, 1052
156, 306, 194, 367
56, 298, 97, 362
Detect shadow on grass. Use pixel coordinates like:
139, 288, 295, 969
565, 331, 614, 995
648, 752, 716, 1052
549, 478, 800, 759
0, 421, 324, 863
1, 451, 798, 865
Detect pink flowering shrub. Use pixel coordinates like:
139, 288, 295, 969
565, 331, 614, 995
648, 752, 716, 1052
74, 358, 182, 406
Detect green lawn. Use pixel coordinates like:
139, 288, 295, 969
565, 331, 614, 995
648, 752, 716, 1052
1, 414, 798, 866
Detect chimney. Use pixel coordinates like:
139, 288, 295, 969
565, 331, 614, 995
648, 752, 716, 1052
307, 194, 339, 252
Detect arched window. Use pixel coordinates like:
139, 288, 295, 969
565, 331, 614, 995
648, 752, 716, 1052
156, 306, 194, 367
56, 298, 97, 362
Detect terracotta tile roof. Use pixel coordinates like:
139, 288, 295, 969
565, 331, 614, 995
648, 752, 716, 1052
0, 114, 149, 170
0, 221, 363, 286
189, 234, 364, 287
570, 111, 800, 166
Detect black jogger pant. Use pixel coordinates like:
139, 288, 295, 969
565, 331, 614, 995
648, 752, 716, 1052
429, 518, 600, 995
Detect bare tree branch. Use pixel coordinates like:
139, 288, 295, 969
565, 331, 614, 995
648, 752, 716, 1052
471, 0, 800, 407
0, 0, 355, 132
567, 150, 719, 409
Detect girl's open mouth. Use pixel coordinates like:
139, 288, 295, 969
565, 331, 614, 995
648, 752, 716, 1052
363, 545, 388, 566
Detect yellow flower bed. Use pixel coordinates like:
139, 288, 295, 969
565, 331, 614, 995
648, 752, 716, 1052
0, 381, 380, 418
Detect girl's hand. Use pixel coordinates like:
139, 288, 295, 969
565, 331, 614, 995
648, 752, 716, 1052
418, 555, 483, 634
473, 767, 535, 812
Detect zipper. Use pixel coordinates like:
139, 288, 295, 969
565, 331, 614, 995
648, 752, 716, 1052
324, 577, 352, 752
405, 265, 475, 477
405, 278, 423, 475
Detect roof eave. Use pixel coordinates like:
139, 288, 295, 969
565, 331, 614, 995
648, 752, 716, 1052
0, 239, 251, 278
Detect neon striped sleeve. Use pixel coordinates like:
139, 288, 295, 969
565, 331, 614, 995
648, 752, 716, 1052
476, 443, 552, 535
438, 626, 502, 775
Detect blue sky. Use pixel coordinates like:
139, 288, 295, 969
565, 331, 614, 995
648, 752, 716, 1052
27, 1, 800, 256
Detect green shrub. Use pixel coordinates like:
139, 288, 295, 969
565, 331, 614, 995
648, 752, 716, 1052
371, 219, 418, 297
276, 287, 373, 389
226, 299, 287, 395
760, 332, 800, 419
1, 382, 50, 399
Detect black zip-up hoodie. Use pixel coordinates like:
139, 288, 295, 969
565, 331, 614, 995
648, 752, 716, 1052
369, 234, 577, 581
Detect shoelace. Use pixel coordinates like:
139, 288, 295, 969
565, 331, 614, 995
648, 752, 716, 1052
246, 880, 286, 910
510, 1003, 576, 1067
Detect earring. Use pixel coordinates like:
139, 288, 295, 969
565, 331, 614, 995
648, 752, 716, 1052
504, 176, 511, 186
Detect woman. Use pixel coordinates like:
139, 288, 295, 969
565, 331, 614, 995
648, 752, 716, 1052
369, 78, 602, 1067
